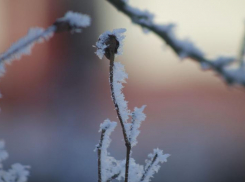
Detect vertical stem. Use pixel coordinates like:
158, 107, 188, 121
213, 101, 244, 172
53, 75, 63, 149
108, 52, 131, 182
125, 145, 131, 182
97, 130, 105, 182
98, 149, 102, 182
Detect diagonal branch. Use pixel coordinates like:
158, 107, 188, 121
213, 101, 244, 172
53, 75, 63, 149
141, 149, 170, 182
141, 153, 158, 182
107, 0, 245, 87
106, 172, 121, 182
0, 11, 91, 76
0, 26, 55, 66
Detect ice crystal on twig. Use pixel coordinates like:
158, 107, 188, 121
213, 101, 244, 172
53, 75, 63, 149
96, 120, 123, 182
95, 28, 126, 59
113, 62, 130, 133
223, 67, 245, 84
129, 105, 146, 147
0, 140, 8, 167
141, 148, 170, 182
55, 11, 91, 33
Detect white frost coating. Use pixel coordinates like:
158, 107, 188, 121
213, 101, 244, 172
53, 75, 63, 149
0, 140, 30, 182
142, 148, 170, 182
200, 61, 210, 70
212, 56, 235, 67
58, 11, 91, 32
101, 156, 122, 182
154, 22, 205, 59
95, 28, 126, 59
2, 164, 30, 182
98, 119, 117, 150
125, 5, 154, 25
175, 38, 204, 59
113, 62, 130, 133
0, 27, 54, 77
223, 67, 245, 84
129, 105, 146, 147
200, 56, 235, 71
0, 140, 8, 165
97, 119, 123, 182
128, 158, 144, 182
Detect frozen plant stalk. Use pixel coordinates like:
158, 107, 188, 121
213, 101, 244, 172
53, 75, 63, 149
95, 28, 170, 182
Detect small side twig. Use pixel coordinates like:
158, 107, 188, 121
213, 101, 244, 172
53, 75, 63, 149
140, 153, 158, 182
141, 149, 170, 182
97, 130, 106, 182
106, 172, 121, 182
96, 120, 119, 182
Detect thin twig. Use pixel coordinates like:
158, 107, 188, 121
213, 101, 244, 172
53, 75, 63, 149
107, 0, 245, 86
106, 172, 121, 182
140, 153, 158, 181
97, 130, 106, 182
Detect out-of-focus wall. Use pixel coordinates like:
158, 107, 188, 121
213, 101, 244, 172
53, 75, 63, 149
0, 1, 245, 182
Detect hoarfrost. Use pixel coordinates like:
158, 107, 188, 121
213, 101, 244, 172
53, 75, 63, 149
0, 140, 30, 182
129, 105, 146, 147
113, 62, 130, 129
95, 28, 126, 59
142, 148, 170, 182
57, 11, 91, 32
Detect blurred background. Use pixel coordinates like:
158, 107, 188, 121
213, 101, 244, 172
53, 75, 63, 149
0, 0, 245, 182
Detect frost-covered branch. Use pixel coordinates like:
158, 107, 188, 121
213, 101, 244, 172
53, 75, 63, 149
0, 140, 30, 182
0, 11, 90, 106
141, 149, 170, 182
107, 0, 245, 87
95, 29, 169, 182
96, 120, 123, 182
95, 28, 132, 182
0, 11, 91, 77
129, 105, 146, 147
